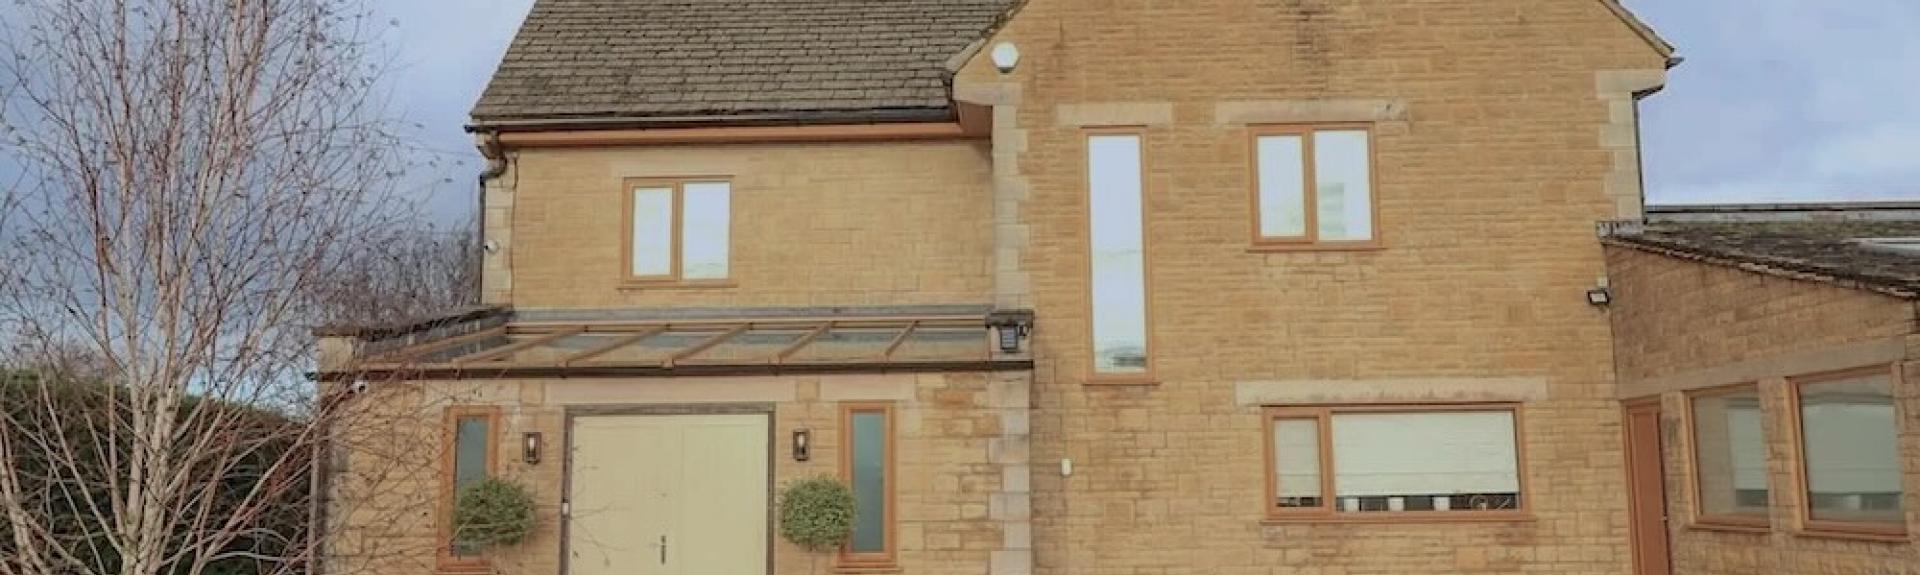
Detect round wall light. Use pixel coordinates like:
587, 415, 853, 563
990, 42, 1021, 74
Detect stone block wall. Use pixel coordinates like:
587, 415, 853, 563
945, 0, 1671, 572
324, 371, 1032, 575
485, 141, 995, 309
1608, 247, 1920, 573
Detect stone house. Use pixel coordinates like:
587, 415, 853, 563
306, 1, 1913, 574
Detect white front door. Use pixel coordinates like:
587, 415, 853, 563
568, 414, 769, 575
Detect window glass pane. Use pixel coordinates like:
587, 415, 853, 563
407, 332, 509, 364
1692, 389, 1769, 518
1801, 373, 1901, 524
889, 328, 990, 361
681, 329, 804, 363
1087, 134, 1147, 375
849, 411, 888, 553
454, 417, 490, 489
1272, 418, 1322, 508
783, 329, 897, 363
681, 182, 731, 280
1256, 135, 1306, 238
452, 415, 490, 556
630, 187, 674, 276
578, 331, 703, 365
1313, 130, 1373, 241
495, 333, 626, 364
1331, 410, 1519, 513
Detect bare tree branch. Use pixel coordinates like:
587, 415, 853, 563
0, 2, 477, 575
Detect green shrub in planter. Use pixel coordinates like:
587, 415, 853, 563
453, 477, 536, 549
778, 476, 856, 553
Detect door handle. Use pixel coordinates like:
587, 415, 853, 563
658, 534, 667, 565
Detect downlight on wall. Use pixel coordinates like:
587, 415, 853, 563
1586, 277, 1612, 308
991, 41, 1021, 73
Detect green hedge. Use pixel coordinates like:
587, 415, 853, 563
0, 371, 309, 575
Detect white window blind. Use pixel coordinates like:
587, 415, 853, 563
1330, 411, 1519, 497
1272, 418, 1321, 501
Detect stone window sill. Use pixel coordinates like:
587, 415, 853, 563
617, 280, 737, 291
1794, 527, 1909, 544
1261, 511, 1535, 525
832, 564, 902, 574
1686, 520, 1771, 535
1247, 242, 1385, 254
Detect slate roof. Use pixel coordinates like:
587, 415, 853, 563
1604, 219, 1920, 298
469, 0, 1019, 127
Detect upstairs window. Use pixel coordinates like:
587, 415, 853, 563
624, 179, 731, 283
1085, 130, 1151, 381
1250, 126, 1377, 248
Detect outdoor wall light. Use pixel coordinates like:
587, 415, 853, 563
986, 309, 1036, 354
990, 41, 1021, 73
792, 429, 811, 462
996, 325, 1027, 353
523, 432, 542, 465
1586, 287, 1612, 307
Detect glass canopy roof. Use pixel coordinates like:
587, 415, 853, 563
352, 316, 1009, 375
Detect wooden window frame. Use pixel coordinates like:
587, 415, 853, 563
1081, 127, 1157, 385
1787, 365, 1909, 541
1683, 383, 1773, 532
620, 177, 735, 287
438, 406, 501, 572
1262, 403, 1531, 524
838, 403, 897, 568
1246, 124, 1383, 252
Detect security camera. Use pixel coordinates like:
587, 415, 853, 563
348, 380, 370, 395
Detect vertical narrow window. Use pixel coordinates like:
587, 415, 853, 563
441, 407, 498, 567
1688, 385, 1770, 526
1086, 131, 1150, 379
1794, 368, 1904, 533
1250, 126, 1376, 248
1265, 405, 1526, 519
629, 187, 675, 278
623, 179, 732, 283
842, 404, 894, 566
1255, 135, 1307, 237
680, 182, 731, 280
1313, 130, 1373, 241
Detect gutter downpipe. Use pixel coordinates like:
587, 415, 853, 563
475, 130, 507, 303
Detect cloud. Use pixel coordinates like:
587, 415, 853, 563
371, 0, 537, 220
1629, 0, 1920, 204
262, 1, 1920, 213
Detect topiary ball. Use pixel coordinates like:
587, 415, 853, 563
778, 475, 855, 553
453, 477, 537, 549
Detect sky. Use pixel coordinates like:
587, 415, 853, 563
369, 0, 1920, 218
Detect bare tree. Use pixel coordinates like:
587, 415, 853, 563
312, 220, 481, 328
0, 2, 457, 575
